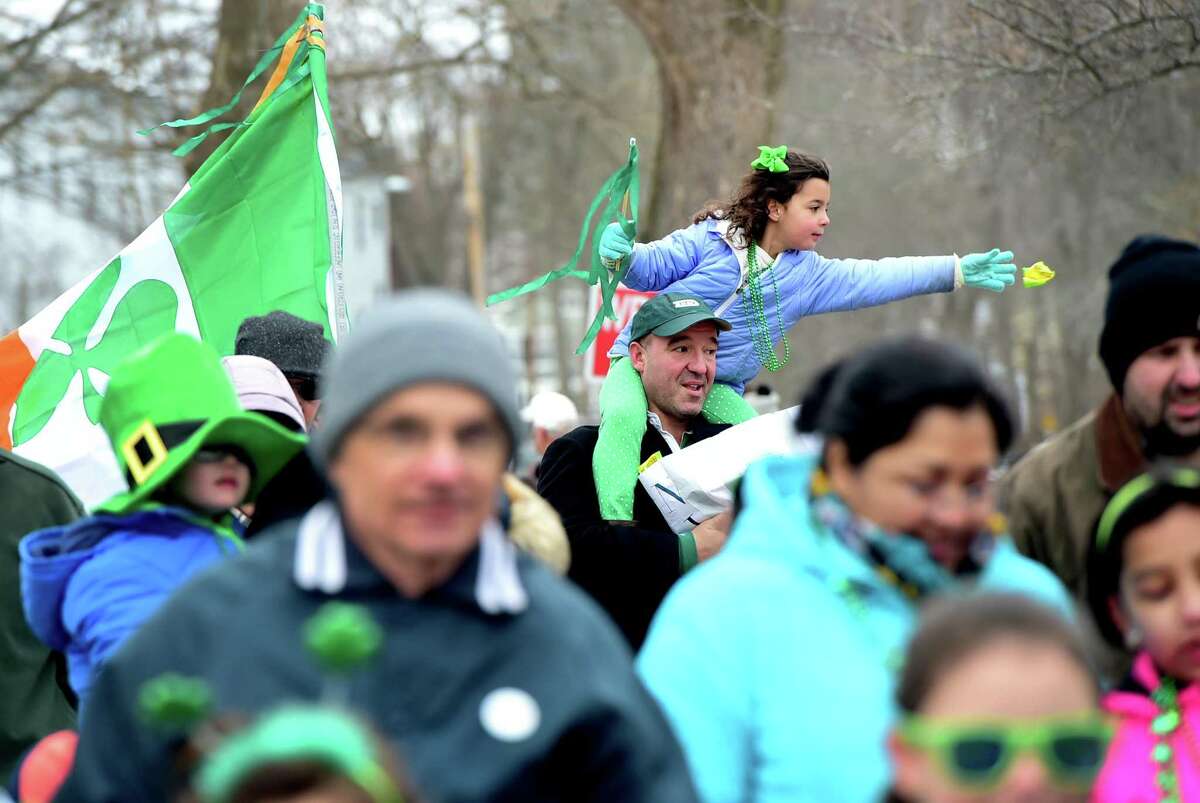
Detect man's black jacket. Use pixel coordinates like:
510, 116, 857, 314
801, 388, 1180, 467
537, 420, 730, 649
244, 449, 327, 539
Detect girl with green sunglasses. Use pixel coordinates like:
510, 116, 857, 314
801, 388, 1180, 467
1086, 464, 1200, 802
888, 593, 1109, 802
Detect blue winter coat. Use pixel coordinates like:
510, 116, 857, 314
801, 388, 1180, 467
636, 453, 1072, 803
610, 219, 956, 392
20, 507, 241, 708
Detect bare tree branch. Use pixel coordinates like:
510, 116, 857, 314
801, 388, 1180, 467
0, 0, 118, 90
332, 38, 495, 81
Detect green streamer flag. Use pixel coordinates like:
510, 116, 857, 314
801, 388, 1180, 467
487, 138, 639, 355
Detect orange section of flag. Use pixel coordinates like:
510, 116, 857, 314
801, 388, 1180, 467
252, 15, 323, 114
0, 330, 35, 450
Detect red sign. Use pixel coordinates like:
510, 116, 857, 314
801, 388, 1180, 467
584, 285, 654, 381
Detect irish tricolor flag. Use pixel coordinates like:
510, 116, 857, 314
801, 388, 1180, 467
0, 4, 346, 508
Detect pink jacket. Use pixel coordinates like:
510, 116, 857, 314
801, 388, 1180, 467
1095, 652, 1200, 802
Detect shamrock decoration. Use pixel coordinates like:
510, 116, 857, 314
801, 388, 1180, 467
138, 672, 213, 731
750, 145, 789, 173
1022, 261, 1056, 288
12, 258, 178, 446
304, 602, 383, 673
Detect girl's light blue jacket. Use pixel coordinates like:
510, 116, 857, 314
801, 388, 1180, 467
609, 219, 955, 392
636, 453, 1072, 803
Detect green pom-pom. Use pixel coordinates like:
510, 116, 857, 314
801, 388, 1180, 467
304, 602, 383, 672
138, 673, 213, 730
1157, 768, 1178, 790
1154, 742, 1174, 763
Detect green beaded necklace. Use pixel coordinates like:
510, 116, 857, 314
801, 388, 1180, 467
1152, 678, 1184, 802
742, 240, 791, 372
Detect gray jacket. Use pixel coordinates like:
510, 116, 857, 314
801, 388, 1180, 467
56, 501, 699, 802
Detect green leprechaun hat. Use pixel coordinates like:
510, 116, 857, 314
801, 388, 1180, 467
94, 332, 307, 515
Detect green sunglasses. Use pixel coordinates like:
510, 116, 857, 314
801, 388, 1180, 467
899, 715, 1113, 790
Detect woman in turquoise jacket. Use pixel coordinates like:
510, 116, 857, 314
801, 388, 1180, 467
636, 338, 1072, 803
594, 146, 1019, 521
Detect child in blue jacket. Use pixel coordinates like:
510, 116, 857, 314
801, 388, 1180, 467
594, 145, 1017, 521
20, 333, 305, 709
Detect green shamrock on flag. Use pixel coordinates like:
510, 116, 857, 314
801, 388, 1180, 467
12, 258, 178, 447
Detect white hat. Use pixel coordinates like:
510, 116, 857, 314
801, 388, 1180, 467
221, 355, 307, 433
522, 391, 579, 436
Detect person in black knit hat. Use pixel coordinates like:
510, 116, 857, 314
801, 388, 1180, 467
1002, 234, 1200, 682
1099, 236, 1200, 455
236, 310, 331, 431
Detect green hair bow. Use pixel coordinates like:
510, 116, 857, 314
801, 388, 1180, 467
751, 145, 789, 173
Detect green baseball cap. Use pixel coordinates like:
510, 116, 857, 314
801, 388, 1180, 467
629, 293, 732, 342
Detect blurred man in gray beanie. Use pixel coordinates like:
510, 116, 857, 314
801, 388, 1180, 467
60, 290, 699, 803
310, 289, 524, 470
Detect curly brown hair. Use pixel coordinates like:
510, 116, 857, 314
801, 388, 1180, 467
692, 150, 830, 245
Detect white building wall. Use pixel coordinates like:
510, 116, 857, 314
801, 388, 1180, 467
340, 175, 392, 321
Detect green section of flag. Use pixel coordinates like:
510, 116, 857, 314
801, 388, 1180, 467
165, 3, 334, 354
12, 3, 340, 448
165, 67, 331, 353
12, 259, 178, 446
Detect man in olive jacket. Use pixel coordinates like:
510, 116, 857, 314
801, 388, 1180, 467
1003, 236, 1200, 678
58, 291, 698, 803
0, 449, 80, 780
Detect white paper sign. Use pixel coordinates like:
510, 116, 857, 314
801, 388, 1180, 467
638, 406, 816, 533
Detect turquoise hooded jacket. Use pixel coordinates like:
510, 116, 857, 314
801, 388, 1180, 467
637, 453, 1072, 803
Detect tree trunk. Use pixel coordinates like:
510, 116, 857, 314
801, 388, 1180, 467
612, 0, 793, 237
183, 0, 304, 177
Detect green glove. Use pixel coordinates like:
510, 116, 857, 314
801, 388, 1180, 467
959, 248, 1017, 293
599, 221, 634, 268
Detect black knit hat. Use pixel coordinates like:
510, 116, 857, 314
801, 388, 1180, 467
1098, 235, 1200, 392
235, 311, 330, 381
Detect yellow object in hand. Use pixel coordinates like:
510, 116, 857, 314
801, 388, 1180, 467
1022, 261, 1056, 288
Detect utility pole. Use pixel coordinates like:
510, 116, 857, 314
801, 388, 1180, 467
461, 116, 487, 306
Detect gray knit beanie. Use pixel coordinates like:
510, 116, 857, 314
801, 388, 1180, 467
235, 310, 330, 380
311, 289, 521, 468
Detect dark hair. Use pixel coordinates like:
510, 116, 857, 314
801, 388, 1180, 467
169, 706, 418, 803
815, 338, 1014, 466
1085, 463, 1200, 648
692, 150, 830, 245
898, 593, 1097, 714
175, 735, 421, 803
795, 358, 847, 434
227, 761, 376, 803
